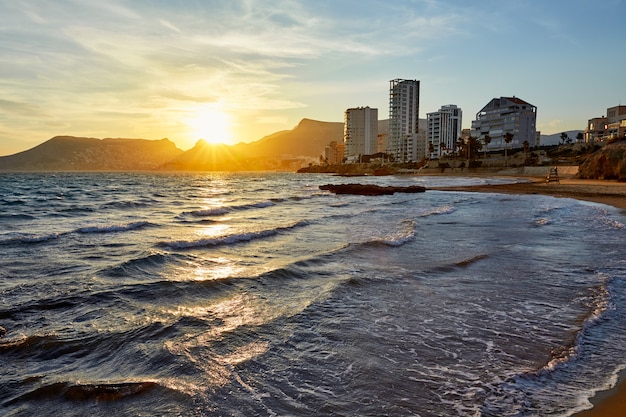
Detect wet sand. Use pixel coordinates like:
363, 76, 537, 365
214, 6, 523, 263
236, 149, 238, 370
430, 177, 626, 211
431, 177, 626, 415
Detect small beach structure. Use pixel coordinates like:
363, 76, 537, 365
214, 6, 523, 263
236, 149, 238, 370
546, 167, 560, 183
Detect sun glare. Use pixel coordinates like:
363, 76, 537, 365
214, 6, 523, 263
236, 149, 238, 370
187, 106, 233, 145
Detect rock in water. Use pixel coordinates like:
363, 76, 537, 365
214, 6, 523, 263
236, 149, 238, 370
320, 184, 426, 195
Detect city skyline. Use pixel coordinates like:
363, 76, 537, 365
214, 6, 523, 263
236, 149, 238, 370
1, 0, 625, 156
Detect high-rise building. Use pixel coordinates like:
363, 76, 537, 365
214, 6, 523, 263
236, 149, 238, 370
426, 104, 462, 158
471, 96, 537, 150
344, 106, 378, 162
389, 79, 420, 162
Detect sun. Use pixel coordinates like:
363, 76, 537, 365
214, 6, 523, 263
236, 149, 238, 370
187, 105, 233, 145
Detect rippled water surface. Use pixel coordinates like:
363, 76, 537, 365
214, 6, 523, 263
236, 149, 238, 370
1, 172, 625, 416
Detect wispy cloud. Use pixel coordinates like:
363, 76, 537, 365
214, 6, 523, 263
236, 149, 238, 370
1, 0, 623, 154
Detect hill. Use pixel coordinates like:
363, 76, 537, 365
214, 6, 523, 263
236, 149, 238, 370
236, 118, 344, 158
0, 118, 391, 171
540, 130, 584, 146
0, 137, 183, 171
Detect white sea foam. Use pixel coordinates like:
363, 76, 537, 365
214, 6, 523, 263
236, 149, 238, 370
76, 221, 151, 234
189, 208, 230, 217
378, 220, 417, 246
1, 233, 61, 244
418, 205, 455, 217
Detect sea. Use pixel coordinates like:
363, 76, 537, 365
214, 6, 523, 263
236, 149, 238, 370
1, 172, 625, 417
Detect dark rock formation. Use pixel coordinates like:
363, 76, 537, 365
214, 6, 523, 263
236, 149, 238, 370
577, 140, 626, 181
320, 183, 426, 195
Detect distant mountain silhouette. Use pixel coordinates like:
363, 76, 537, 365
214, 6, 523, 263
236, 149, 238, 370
0, 118, 391, 171
0, 136, 182, 171
238, 118, 344, 158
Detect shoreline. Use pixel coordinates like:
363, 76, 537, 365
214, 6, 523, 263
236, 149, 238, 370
429, 177, 626, 211
430, 176, 626, 415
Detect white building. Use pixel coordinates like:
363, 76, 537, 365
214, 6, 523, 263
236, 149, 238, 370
426, 104, 462, 158
344, 106, 378, 162
471, 97, 537, 150
388, 79, 420, 162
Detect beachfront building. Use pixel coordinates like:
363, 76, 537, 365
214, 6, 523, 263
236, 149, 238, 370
324, 140, 345, 165
471, 96, 537, 151
388, 79, 420, 162
584, 105, 626, 143
585, 117, 608, 143
344, 106, 378, 162
607, 105, 626, 140
426, 104, 462, 158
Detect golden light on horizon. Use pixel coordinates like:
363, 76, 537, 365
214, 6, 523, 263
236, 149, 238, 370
186, 104, 233, 145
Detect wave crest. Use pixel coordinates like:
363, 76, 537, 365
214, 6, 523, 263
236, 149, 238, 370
76, 221, 152, 234
160, 221, 309, 249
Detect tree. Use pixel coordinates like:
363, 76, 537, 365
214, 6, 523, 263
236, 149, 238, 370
523, 140, 530, 164
482, 134, 491, 160
464, 136, 480, 161
576, 132, 584, 143
503, 132, 514, 165
560, 132, 569, 145
428, 142, 435, 159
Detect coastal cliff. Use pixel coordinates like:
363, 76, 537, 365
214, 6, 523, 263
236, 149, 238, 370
577, 140, 626, 181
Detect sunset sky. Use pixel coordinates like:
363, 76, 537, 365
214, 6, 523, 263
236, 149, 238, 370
1, 0, 625, 156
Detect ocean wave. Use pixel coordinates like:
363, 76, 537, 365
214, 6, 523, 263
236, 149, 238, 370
1, 199, 27, 206
187, 207, 230, 217
516, 274, 615, 380
4, 380, 158, 405
103, 252, 188, 278
159, 220, 309, 249
351, 220, 417, 248
75, 221, 152, 234
185, 200, 276, 218
0, 232, 61, 245
0, 213, 36, 221
100, 200, 152, 209
418, 205, 456, 217
454, 254, 489, 267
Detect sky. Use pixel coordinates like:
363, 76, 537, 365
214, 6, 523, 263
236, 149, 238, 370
1, 0, 625, 156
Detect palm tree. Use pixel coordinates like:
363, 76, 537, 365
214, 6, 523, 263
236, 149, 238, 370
503, 132, 514, 166
482, 134, 491, 160
523, 140, 529, 164
465, 136, 480, 162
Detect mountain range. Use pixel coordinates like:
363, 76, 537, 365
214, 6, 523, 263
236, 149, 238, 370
0, 118, 349, 172
0, 118, 580, 171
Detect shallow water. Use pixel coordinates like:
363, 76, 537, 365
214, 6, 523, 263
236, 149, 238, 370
1, 172, 625, 416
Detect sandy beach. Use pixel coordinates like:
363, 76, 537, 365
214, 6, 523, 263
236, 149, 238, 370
431, 176, 626, 416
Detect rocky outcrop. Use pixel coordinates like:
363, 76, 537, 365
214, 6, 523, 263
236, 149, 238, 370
577, 141, 626, 181
320, 183, 426, 195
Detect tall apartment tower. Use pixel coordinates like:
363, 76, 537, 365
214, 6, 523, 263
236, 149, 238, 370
389, 79, 420, 162
426, 104, 462, 157
344, 106, 378, 162
471, 97, 537, 150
